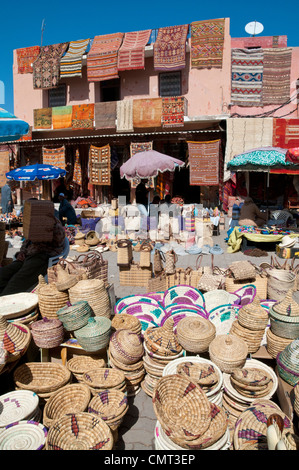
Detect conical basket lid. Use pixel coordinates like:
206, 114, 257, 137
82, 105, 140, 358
272, 289, 299, 316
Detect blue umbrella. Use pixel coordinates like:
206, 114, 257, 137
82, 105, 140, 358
6, 163, 66, 181
0, 107, 30, 142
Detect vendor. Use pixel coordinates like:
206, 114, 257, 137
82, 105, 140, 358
58, 193, 77, 225
238, 196, 267, 227
1, 180, 14, 215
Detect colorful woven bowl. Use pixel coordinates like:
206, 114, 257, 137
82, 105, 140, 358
0, 420, 47, 450
115, 295, 162, 314
163, 285, 205, 309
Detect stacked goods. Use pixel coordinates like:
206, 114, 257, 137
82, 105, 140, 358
0, 420, 48, 450
66, 356, 106, 383
82, 368, 126, 395
23, 200, 55, 242
31, 318, 65, 349
74, 317, 111, 352
208, 304, 240, 335
56, 300, 93, 332
0, 390, 41, 428
266, 328, 293, 359
38, 284, 69, 319
69, 279, 111, 318
0, 292, 38, 322
163, 285, 205, 309
111, 313, 142, 336
268, 289, 299, 340
114, 301, 164, 337
0, 315, 32, 366
74, 230, 85, 246
276, 339, 299, 386
176, 316, 216, 353
208, 334, 248, 374
108, 329, 145, 396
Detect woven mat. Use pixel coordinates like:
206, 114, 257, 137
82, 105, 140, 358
94, 102, 116, 129
89, 144, 111, 185
231, 48, 264, 106
133, 98, 162, 128
33, 43, 68, 89
262, 48, 292, 105
34, 108, 52, 129
129, 141, 153, 188
191, 18, 225, 69
118, 30, 151, 71
60, 39, 90, 78
188, 140, 220, 186
87, 33, 123, 82
273, 118, 299, 149
71, 104, 94, 129
0, 147, 10, 187
154, 24, 188, 71
17, 46, 40, 74
116, 100, 134, 132
52, 106, 72, 129
162, 96, 185, 128
42, 146, 66, 169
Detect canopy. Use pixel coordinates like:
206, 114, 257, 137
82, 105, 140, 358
120, 150, 185, 180
0, 107, 29, 142
6, 163, 66, 181
227, 147, 291, 172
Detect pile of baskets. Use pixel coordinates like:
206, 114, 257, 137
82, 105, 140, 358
74, 317, 112, 352
276, 338, 299, 386
66, 355, 106, 383
176, 316, 216, 353
82, 367, 126, 396
208, 334, 248, 374
69, 279, 111, 318
0, 315, 32, 375
0, 292, 39, 326
38, 284, 69, 319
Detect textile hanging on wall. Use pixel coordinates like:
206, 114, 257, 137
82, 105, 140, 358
33, 108, 52, 129
87, 33, 124, 82
154, 24, 189, 71
273, 119, 299, 149
60, 39, 90, 78
129, 141, 154, 188
52, 106, 73, 129
89, 144, 111, 185
71, 104, 94, 129
116, 100, 134, 132
231, 48, 264, 106
16, 46, 41, 74
0, 146, 10, 187
187, 140, 220, 186
161, 96, 186, 128
33, 43, 68, 89
262, 48, 292, 105
191, 18, 225, 69
224, 117, 274, 181
94, 102, 117, 129
73, 149, 82, 186
118, 30, 151, 71
42, 146, 66, 169
133, 98, 162, 128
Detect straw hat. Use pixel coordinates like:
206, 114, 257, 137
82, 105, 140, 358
278, 235, 297, 248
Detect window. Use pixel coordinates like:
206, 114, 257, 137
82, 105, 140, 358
48, 84, 66, 107
159, 72, 181, 97
100, 79, 120, 102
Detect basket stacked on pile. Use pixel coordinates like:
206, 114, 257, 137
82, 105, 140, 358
0, 315, 32, 373
82, 367, 126, 396
56, 300, 93, 332
0, 390, 41, 428
208, 334, 248, 374
69, 279, 111, 318
268, 289, 299, 341
176, 316, 216, 353
276, 338, 299, 386
111, 313, 142, 336
66, 355, 106, 383
74, 317, 112, 353
31, 318, 65, 349
225, 260, 267, 299
55, 264, 79, 292
108, 329, 145, 396
294, 382, 299, 419
153, 374, 229, 450
0, 292, 39, 326
0, 420, 48, 450
38, 284, 69, 319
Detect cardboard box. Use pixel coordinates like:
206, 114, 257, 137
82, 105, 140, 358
276, 244, 299, 259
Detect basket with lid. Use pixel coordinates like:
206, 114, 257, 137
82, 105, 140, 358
176, 316, 216, 353
144, 317, 182, 357
208, 334, 248, 373
56, 300, 93, 331
69, 279, 111, 318
111, 313, 142, 335
31, 318, 65, 349
38, 284, 69, 319
109, 329, 144, 365
268, 290, 299, 339
277, 338, 299, 386
74, 317, 111, 352
237, 296, 269, 331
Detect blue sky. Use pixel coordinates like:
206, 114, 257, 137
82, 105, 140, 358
1, 0, 298, 115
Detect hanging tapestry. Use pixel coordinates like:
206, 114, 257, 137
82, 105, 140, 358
161, 96, 186, 127
60, 38, 90, 78
87, 33, 124, 82
262, 48, 292, 105
33, 43, 68, 89
224, 117, 273, 181
273, 119, 299, 149
231, 48, 264, 106
133, 98, 162, 128
187, 140, 220, 186
89, 144, 111, 185
52, 106, 73, 129
71, 104, 94, 129
116, 100, 134, 132
154, 24, 189, 71
129, 141, 154, 188
16, 46, 41, 74
33, 108, 52, 129
73, 149, 82, 186
42, 146, 66, 169
0, 147, 10, 187
118, 30, 151, 71
191, 18, 225, 69
94, 101, 117, 129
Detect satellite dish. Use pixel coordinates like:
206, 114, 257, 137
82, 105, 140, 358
245, 21, 264, 36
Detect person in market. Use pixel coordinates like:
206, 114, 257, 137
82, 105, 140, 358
1, 180, 14, 215
238, 196, 267, 227
58, 193, 77, 226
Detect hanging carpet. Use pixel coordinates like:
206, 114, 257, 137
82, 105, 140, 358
161, 96, 186, 128
60, 38, 90, 78
231, 48, 264, 106
188, 140, 220, 186
273, 118, 299, 149
191, 18, 225, 69
87, 33, 124, 82
42, 146, 66, 169
16, 46, 41, 74
133, 98, 162, 128
33, 108, 52, 129
52, 106, 73, 129
94, 102, 117, 129
118, 30, 151, 71
73, 149, 82, 186
129, 141, 154, 188
33, 43, 68, 89
71, 104, 94, 129
262, 48, 292, 105
154, 24, 189, 71
116, 100, 134, 132
0, 146, 10, 187
89, 144, 111, 185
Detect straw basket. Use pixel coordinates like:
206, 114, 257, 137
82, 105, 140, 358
277, 339, 299, 386
111, 313, 142, 335
82, 368, 126, 395
294, 383, 299, 418
45, 412, 113, 450
74, 317, 111, 352
56, 300, 93, 332
139, 241, 152, 268
165, 250, 177, 275
153, 249, 164, 274
230, 320, 264, 354
72, 252, 108, 284
229, 261, 256, 281
176, 316, 216, 353
203, 290, 240, 313
117, 239, 133, 266
0, 315, 31, 364
144, 318, 182, 357
208, 334, 248, 373
66, 355, 106, 382
267, 269, 296, 301
0, 390, 40, 428
43, 383, 91, 428
268, 309, 299, 340
55, 264, 78, 291
0, 292, 38, 320
266, 329, 293, 359
119, 262, 152, 287
0, 420, 47, 450
74, 231, 85, 246
31, 318, 65, 349
38, 284, 69, 319
163, 285, 205, 309
109, 329, 144, 365
85, 231, 100, 246
225, 275, 267, 299
88, 389, 128, 431
69, 279, 111, 318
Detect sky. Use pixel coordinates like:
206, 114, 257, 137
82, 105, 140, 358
1, 0, 298, 115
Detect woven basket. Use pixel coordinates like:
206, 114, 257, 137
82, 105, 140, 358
66, 355, 106, 382
0, 316, 31, 363
147, 273, 167, 293
47, 259, 86, 285
277, 339, 299, 386
111, 313, 142, 335
45, 412, 113, 450
82, 368, 126, 395
69, 279, 111, 318
165, 250, 177, 275
203, 290, 240, 313
109, 329, 144, 365
176, 316, 216, 353
43, 383, 91, 428
163, 285, 205, 309
267, 269, 296, 301
0, 390, 40, 428
208, 304, 240, 335
268, 307, 299, 340
31, 318, 65, 349
119, 262, 152, 287
266, 329, 293, 359
144, 317, 182, 357
88, 389, 128, 431
115, 294, 162, 314
56, 300, 93, 332
55, 264, 78, 292
153, 250, 165, 274
139, 241, 152, 268
74, 317, 112, 352
72, 251, 108, 285
270, 289, 299, 316
208, 334, 248, 373
74, 231, 85, 246
225, 275, 267, 299
117, 239, 133, 266
38, 284, 69, 319
0, 420, 47, 450
230, 320, 264, 354
237, 296, 269, 331
85, 230, 100, 246
229, 260, 256, 281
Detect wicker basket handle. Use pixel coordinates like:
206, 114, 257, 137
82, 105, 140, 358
117, 239, 132, 248
196, 254, 203, 270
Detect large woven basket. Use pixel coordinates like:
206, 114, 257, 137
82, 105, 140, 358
82, 368, 126, 395
74, 317, 112, 352
267, 269, 296, 301
115, 294, 162, 315
230, 320, 264, 354
38, 284, 69, 319
55, 264, 78, 291
0, 315, 31, 364
225, 275, 267, 299
208, 334, 248, 373
277, 339, 299, 386
119, 262, 152, 287
69, 279, 111, 318
176, 316, 216, 353
163, 285, 205, 309
109, 329, 144, 365
56, 300, 93, 332
88, 389, 128, 431
229, 260, 256, 281
139, 241, 152, 268
45, 412, 113, 450
266, 329, 293, 359
43, 383, 91, 428
237, 296, 268, 331
31, 318, 65, 349
269, 302, 299, 340
117, 239, 133, 266
66, 355, 106, 382
144, 317, 182, 357
0, 420, 48, 450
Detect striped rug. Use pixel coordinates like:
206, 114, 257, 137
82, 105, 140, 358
262, 48, 292, 105
191, 18, 225, 69
231, 48, 264, 106
42, 146, 66, 169
154, 24, 189, 71
87, 33, 124, 82
116, 100, 134, 132
118, 30, 151, 70
188, 140, 220, 186
273, 118, 299, 149
16, 46, 40, 74
60, 39, 90, 78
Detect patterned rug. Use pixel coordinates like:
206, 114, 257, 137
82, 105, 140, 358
0, 147, 10, 187
33, 43, 68, 89
161, 96, 186, 127
52, 106, 72, 129
118, 30, 151, 70
60, 39, 90, 78
71, 104, 94, 129
73, 149, 82, 186
116, 100, 134, 132
133, 98, 162, 128
33, 108, 52, 129
191, 18, 225, 69
154, 24, 189, 71
188, 140, 220, 186
87, 33, 123, 82
42, 146, 66, 169
273, 119, 299, 149
262, 48, 292, 105
94, 102, 117, 129
231, 48, 264, 106
130, 141, 153, 188
89, 144, 111, 185
16, 46, 40, 74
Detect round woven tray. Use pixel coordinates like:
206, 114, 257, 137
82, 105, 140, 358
82, 368, 126, 394
0, 390, 40, 428
176, 316, 216, 353
0, 420, 47, 450
163, 303, 208, 319
88, 389, 128, 430
208, 304, 240, 335
109, 329, 144, 365
0, 292, 39, 320
203, 289, 240, 312
13, 362, 71, 396
67, 355, 106, 382
115, 294, 161, 315
45, 412, 113, 450
163, 285, 205, 309
111, 313, 142, 335
118, 301, 165, 324
31, 318, 64, 349
208, 334, 248, 373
